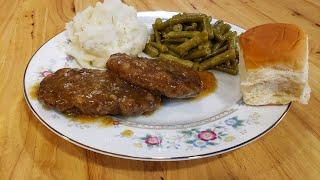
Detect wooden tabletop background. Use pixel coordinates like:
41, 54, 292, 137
1, 0, 319, 179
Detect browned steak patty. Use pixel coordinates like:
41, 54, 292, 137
38, 68, 161, 116
106, 53, 203, 98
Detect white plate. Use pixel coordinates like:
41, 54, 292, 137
23, 11, 290, 161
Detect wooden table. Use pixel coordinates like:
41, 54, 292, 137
1, 0, 319, 179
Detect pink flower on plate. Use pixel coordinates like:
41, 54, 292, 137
66, 55, 75, 61
40, 70, 53, 77
197, 130, 217, 141
145, 135, 162, 145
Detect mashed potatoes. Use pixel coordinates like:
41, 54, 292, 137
65, 0, 148, 68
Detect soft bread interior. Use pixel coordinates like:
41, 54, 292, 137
239, 49, 310, 105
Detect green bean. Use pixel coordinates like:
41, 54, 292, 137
199, 49, 236, 71
230, 56, 239, 67
146, 14, 239, 73
212, 40, 226, 51
193, 58, 203, 62
149, 42, 169, 53
154, 14, 206, 30
159, 53, 194, 68
235, 50, 239, 63
219, 24, 231, 35
222, 31, 234, 41
207, 16, 212, 22
202, 17, 213, 39
225, 60, 231, 66
184, 47, 211, 60
210, 45, 228, 57
166, 44, 178, 49
153, 18, 162, 43
173, 24, 183, 32
227, 31, 237, 49
193, 62, 200, 71
153, 24, 161, 43
182, 12, 207, 16
144, 43, 159, 57
172, 13, 183, 19
167, 44, 180, 55
168, 49, 180, 57
196, 45, 227, 61
184, 22, 198, 31
213, 20, 223, 27
214, 21, 224, 32
148, 34, 155, 42
164, 26, 173, 33
177, 31, 208, 56
212, 28, 224, 41
161, 38, 189, 44
218, 63, 228, 67
213, 65, 238, 75
235, 58, 239, 66
198, 41, 212, 50
212, 31, 234, 49
164, 31, 200, 39
230, 58, 237, 67
155, 18, 162, 24
212, 30, 233, 43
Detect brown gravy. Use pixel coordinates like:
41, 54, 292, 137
143, 111, 155, 117
29, 83, 40, 100
195, 71, 217, 99
68, 116, 118, 127
31, 71, 216, 123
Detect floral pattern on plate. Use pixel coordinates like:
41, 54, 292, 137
116, 115, 259, 150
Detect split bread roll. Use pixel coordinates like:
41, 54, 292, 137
239, 23, 310, 105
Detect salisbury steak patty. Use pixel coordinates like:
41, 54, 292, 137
106, 53, 203, 98
38, 68, 161, 116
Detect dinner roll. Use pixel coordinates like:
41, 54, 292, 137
239, 23, 310, 105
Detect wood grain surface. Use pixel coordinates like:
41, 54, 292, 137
0, 0, 319, 179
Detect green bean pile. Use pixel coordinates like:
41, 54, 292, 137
143, 13, 239, 75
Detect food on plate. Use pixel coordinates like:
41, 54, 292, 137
106, 53, 203, 98
198, 49, 237, 72
38, 68, 161, 116
239, 23, 310, 105
65, 0, 148, 68
144, 13, 239, 75
159, 53, 194, 68
196, 71, 217, 99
